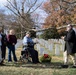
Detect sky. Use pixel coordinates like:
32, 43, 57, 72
0, 0, 46, 8
0, 0, 47, 13
0, 0, 47, 24
0, 0, 7, 3
0, 0, 7, 7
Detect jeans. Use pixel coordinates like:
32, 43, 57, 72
7, 45, 17, 62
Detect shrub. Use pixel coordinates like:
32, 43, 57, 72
41, 27, 60, 40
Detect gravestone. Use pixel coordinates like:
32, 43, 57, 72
55, 44, 60, 55
15, 39, 22, 49
39, 47, 45, 55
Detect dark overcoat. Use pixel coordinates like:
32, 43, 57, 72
64, 29, 76, 54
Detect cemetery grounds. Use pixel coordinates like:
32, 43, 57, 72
0, 39, 76, 75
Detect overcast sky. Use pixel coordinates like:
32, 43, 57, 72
0, 0, 7, 7
0, 0, 47, 23
0, 0, 46, 8
0, 0, 7, 3
0, 0, 47, 15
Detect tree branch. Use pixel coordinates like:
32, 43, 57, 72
62, 0, 76, 4
5, 5, 19, 17
26, 0, 37, 14
30, 1, 44, 14
6, 0, 31, 25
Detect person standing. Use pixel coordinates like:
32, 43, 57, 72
0, 28, 3, 65
1, 33, 7, 61
61, 24, 76, 68
7, 29, 17, 62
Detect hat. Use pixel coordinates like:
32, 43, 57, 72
26, 31, 31, 35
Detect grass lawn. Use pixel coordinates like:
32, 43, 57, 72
0, 47, 76, 75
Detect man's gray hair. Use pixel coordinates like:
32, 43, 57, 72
67, 24, 73, 27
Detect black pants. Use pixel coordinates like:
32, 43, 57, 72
28, 48, 39, 63
1, 45, 6, 59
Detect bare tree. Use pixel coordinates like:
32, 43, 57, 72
5, 0, 43, 30
0, 9, 9, 33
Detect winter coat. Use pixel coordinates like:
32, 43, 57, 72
64, 29, 76, 54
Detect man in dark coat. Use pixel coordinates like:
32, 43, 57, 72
1, 33, 7, 60
61, 24, 76, 68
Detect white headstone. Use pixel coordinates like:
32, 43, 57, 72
39, 47, 45, 55
55, 44, 60, 55
15, 39, 22, 49
48, 43, 53, 51
36, 44, 40, 51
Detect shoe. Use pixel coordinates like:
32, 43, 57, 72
0, 58, 5, 63
61, 65, 68, 68
37, 61, 41, 64
0, 61, 4, 66
71, 65, 76, 68
0, 63, 5, 66
0, 59, 4, 63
